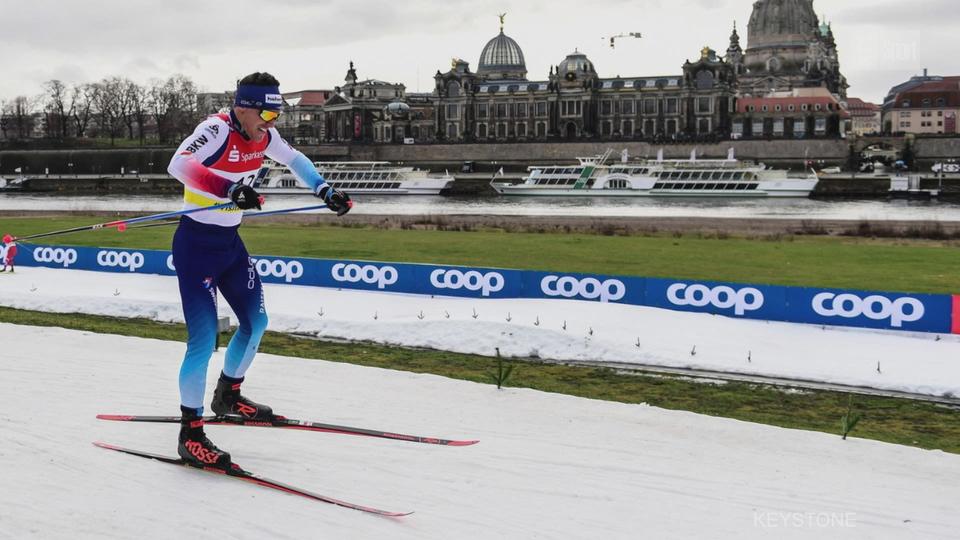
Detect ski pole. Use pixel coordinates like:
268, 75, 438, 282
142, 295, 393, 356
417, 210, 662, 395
243, 204, 332, 218
4, 202, 343, 244
7, 202, 236, 243
124, 204, 337, 232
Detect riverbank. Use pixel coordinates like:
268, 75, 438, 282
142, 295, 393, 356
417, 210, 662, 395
3, 136, 959, 174
6, 174, 960, 199
5, 209, 960, 241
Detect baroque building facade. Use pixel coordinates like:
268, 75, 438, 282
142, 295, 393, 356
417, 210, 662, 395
352, 0, 851, 143
430, 27, 737, 143
321, 61, 436, 143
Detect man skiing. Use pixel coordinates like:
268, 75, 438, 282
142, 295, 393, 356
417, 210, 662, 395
167, 72, 351, 469
1, 234, 17, 272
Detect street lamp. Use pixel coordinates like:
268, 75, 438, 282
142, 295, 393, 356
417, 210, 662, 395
68, 162, 74, 178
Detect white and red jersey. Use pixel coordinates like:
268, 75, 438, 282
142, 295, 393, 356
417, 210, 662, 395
167, 112, 303, 227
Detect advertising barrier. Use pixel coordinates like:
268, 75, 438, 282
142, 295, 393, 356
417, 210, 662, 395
647, 278, 785, 321
786, 287, 952, 333
15, 243, 959, 334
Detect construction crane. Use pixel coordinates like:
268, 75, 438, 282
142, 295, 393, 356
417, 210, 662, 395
603, 32, 642, 49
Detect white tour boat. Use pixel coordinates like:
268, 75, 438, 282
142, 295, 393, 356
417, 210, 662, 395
491, 149, 818, 198
0, 175, 26, 192
254, 160, 454, 195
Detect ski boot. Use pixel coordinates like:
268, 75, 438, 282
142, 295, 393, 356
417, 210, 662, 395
178, 406, 232, 469
211, 373, 274, 421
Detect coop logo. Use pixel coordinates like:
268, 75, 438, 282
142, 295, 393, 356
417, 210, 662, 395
429, 269, 504, 297
166, 255, 176, 271
252, 258, 303, 283
33, 247, 78, 268
331, 263, 398, 289
96, 250, 145, 272
666, 283, 764, 316
540, 275, 626, 303
812, 292, 924, 328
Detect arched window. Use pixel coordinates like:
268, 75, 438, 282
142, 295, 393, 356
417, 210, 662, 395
446, 81, 461, 97
695, 70, 715, 90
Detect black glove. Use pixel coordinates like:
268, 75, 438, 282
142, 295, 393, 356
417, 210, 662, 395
228, 183, 263, 210
316, 185, 352, 216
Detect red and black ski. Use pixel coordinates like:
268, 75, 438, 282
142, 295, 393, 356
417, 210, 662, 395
93, 442, 411, 517
97, 414, 478, 447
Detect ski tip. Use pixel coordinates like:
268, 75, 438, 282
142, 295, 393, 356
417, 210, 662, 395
96, 414, 134, 421
448, 440, 480, 447
386, 511, 415, 518
92, 441, 120, 450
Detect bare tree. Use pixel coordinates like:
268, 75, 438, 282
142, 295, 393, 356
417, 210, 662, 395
124, 80, 149, 143
0, 98, 9, 140
42, 80, 73, 139
171, 75, 201, 141
148, 77, 174, 144
112, 78, 137, 141
5, 96, 38, 139
93, 77, 129, 144
70, 83, 98, 138
149, 74, 200, 143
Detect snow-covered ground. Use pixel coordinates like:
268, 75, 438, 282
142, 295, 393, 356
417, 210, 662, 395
0, 267, 958, 397
1, 323, 958, 539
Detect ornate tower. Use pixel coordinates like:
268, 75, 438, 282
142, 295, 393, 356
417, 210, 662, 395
739, 0, 847, 96
726, 22, 744, 77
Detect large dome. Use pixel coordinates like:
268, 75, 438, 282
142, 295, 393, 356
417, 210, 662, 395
557, 50, 597, 82
747, 0, 819, 48
477, 30, 527, 80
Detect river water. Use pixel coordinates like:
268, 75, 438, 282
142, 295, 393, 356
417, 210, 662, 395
2, 193, 960, 221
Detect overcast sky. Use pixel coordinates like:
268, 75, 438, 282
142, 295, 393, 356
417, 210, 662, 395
1, 0, 957, 105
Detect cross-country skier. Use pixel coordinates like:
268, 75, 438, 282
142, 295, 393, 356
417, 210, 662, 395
167, 72, 351, 469
1, 234, 17, 272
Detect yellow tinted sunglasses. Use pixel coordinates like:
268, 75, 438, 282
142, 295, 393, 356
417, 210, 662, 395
259, 109, 281, 122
